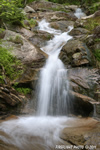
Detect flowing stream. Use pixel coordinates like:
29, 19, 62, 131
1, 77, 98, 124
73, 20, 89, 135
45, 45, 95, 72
74, 8, 86, 19
37, 19, 73, 116
0, 17, 84, 150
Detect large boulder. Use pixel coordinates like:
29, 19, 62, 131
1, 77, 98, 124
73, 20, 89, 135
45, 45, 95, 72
1, 30, 46, 64
50, 20, 74, 31
59, 39, 93, 67
69, 27, 90, 36
0, 85, 25, 115
36, 11, 77, 22
29, 30, 54, 48
65, 5, 78, 11
69, 91, 94, 117
0, 30, 48, 89
28, 1, 66, 12
68, 68, 99, 99
60, 118, 100, 148
24, 5, 35, 13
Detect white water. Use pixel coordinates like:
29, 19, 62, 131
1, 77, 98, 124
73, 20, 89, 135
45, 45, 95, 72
37, 19, 73, 116
0, 116, 73, 150
0, 20, 73, 150
74, 8, 86, 19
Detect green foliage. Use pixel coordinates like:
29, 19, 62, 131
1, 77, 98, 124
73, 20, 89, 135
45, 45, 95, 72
94, 49, 100, 61
0, 75, 4, 83
94, 38, 100, 42
14, 87, 32, 95
26, 0, 36, 3
89, 2, 100, 14
13, 82, 32, 95
0, 28, 5, 34
0, 0, 25, 25
0, 46, 23, 80
84, 18, 99, 32
28, 19, 37, 28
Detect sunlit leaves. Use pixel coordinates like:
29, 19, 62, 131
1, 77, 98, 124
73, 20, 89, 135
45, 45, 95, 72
0, 0, 25, 24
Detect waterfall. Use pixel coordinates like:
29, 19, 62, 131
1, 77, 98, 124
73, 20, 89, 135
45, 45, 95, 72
74, 8, 86, 19
37, 19, 73, 116
0, 20, 74, 150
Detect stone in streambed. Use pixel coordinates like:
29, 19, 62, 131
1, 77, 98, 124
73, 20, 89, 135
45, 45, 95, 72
59, 39, 93, 67
0, 85, 25, 115
50, 21, 74, 32
69, 91, 94, 117
68, 67, 99, 99
60, 118, 100, 148
29, 30, 54, 48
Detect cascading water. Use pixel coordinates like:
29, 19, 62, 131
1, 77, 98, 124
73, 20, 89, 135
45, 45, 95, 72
0, 20, 74, 150
74, 8, 86, 19
37, 19, 73, 116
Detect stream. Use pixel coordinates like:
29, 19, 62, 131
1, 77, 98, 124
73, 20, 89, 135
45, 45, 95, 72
0, 9, 88, 150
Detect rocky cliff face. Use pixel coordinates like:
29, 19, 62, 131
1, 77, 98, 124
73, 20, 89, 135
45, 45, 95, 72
0, 1, 100, 117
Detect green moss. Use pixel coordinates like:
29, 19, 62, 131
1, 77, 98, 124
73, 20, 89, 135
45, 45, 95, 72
0, 28, 5, 34
94, 38, 100, 42
84, 17, 100, 32
9, 35, 23, 45
94, 49, 100, 61
0, 46, 23, 81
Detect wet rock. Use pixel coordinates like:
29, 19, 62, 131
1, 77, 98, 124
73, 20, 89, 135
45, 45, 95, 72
24, 5, 35, 13
23, 20, 31, 28
0, 85, 24, 115
16, 27, 34, 39
59, 39, 93, 67
60, 118, 100, 148
29, 30, 54, 48
69, 91, 94, 117
74, 19, 87, 28
28, 1, 65, 12
68, 68, 99, 99
69, 27, 90, 36
1, 30, 46, 65
38, 11, 77, 22
93, 25, 100, 38
65, 5, 78, 11
50, 21, 74, 31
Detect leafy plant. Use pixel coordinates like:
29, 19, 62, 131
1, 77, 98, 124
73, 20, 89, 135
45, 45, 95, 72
15, 87, 32, 95
0, 28, 5, 33
28, 19, 37, 28
0, 75, 4, 83
0, 46, 23, 80
94, 38, 100, 42
0, 0, 25, 25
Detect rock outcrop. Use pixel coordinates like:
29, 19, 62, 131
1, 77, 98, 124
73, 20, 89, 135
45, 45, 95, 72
60, 118, 100, 148
0, 85, 25, 115
59, 39, 93, 67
